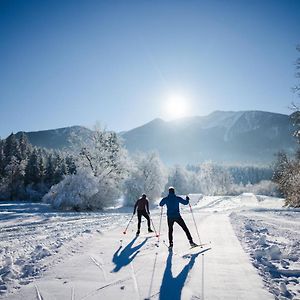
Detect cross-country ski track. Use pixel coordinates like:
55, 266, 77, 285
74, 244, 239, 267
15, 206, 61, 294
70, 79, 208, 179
3, 211, 273, 300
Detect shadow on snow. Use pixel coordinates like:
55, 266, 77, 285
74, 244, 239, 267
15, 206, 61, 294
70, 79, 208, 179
159, 248, 210, 300
111, 236, 149, 272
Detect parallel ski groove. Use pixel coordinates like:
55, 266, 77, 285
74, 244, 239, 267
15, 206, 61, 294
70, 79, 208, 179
130, 261, 140, 299
89, 255, 107, 281
35, 285, 43, 300
79, 276, 132, 300
71, 286, 75, 300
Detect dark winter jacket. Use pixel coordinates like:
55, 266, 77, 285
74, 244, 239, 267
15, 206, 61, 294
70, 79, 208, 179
159, 193, 189, 218
134, 197, 150, 214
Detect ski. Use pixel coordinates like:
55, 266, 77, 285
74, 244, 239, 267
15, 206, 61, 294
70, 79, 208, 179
181, 245, 212, 258
190, 241, 211, 249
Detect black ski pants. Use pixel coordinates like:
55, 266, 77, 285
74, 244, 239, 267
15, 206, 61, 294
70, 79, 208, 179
137, 210, 151, 230
167, 216, 193, 244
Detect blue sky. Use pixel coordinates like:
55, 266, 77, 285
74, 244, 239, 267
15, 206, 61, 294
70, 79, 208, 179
0, 0, 300, 138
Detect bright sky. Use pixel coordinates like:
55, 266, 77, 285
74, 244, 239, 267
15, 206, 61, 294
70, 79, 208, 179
0, 0, 300, 138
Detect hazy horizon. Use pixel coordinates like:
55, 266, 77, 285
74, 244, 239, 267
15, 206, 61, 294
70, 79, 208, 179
1, 108, 292, 137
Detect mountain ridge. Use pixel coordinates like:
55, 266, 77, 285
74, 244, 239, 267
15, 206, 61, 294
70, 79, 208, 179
10, 110, 297, 164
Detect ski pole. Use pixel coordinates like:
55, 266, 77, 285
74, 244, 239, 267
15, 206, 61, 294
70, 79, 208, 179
189, 202, 202, 246
123, 214, 134, 234
150, 217, 159, 237
157, 207, 163, 242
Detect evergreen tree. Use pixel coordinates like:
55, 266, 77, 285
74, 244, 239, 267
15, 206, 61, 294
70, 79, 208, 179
44, 153, 56, 187
66, 155, 77, 175
5, 156, 26, 200
53, 153, 66, 184
18, 132, 31, 160
4, 133, 20, 164
25, 148, 41, 185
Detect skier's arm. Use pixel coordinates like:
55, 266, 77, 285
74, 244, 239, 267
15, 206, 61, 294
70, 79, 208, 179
178, 196, 189, 205
146, 199, 150, 214
159, 198, 166, 206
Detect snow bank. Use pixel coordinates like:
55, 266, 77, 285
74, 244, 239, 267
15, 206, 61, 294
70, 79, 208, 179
194, 193, 284, 211
230, 210, 300, 299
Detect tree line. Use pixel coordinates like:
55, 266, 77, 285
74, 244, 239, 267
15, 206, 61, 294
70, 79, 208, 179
0, 133, 76, 200
0, 129, 278, 210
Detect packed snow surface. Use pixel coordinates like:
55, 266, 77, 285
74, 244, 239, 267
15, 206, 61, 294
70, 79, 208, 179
0, 194, 299, 300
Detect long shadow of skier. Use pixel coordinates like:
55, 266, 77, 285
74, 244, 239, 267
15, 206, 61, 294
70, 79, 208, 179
159, 248, 210, 300
111, 236, 149, 272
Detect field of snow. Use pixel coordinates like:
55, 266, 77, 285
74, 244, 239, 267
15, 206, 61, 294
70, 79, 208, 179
0, 201, 128, 296
0, 194, 299, 300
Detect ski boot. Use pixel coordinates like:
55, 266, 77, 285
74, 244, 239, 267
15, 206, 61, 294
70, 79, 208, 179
189, 241, 198, 248
136, 230, 140, 236
148, 228, 154, 233
168, 242, 173, 251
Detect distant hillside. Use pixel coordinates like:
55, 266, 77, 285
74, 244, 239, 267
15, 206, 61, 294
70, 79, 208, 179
15, 126, 93, 150
13, 110, 298, 164
121, 110, 298, 164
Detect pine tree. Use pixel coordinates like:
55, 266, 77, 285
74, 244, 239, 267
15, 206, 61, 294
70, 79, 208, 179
18, 132, 31, 160
4, 133, 20, 164
53, 153, 66, 184
25, 148, 41, 185
5, 156, 26, 200
45, 154, 55, 187
66, 155, 77, 175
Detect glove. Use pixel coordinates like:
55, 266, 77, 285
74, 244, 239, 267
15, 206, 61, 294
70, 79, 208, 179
186, 195, 190, 201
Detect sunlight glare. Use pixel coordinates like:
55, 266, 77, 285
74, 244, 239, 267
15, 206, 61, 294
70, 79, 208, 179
163, 93, 189, 119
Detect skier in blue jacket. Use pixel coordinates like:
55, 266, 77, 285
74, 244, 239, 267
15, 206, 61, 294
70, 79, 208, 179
159, 187, 197, 249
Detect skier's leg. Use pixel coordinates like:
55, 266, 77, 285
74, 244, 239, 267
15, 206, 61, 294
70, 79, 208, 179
167, 218, 175, 246
176, 217, 193, 242
142, 210, 151, 230
137, 211, 142, 234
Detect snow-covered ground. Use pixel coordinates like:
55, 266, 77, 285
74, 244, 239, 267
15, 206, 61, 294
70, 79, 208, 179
230, 210, 300, 300
0, 201, 128, 296
0, 194, 299, 299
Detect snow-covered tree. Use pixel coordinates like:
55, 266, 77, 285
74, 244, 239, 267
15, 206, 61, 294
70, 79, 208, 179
44, 128, 129, 210
18, 133, 32, 160
273, 152, 300, 207
165, 165, 202, 195
198, 162, 233, 195
4, 133, 20, 164
65, 155, 76, 175
123, 152, 167, 206
43, 169, 99, 210
5, 156, 26, 200
25, 148, 41, 185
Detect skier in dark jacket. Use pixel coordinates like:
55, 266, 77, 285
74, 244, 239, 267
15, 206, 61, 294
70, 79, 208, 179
134, 194, 154, 236
159, 187, 197, 249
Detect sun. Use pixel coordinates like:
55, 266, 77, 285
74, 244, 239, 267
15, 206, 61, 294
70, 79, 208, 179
163, 93, 189, 119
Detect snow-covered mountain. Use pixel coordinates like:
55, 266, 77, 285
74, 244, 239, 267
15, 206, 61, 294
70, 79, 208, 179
15, 126, 93, 150
14, 110, 297, 164
121, 110, 297, 164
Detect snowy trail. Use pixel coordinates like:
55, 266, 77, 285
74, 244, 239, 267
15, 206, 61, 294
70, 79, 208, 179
198, 213, 273, 300
3, 211, 273, 300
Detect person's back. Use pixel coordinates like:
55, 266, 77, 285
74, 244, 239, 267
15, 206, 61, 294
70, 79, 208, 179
135, 197, 149, 212
159, 193, 188, 218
